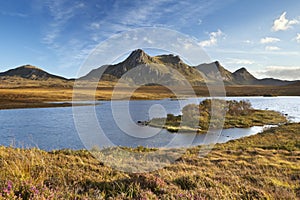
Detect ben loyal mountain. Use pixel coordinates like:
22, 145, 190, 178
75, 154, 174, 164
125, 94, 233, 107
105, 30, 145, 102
0, 49, 298, 86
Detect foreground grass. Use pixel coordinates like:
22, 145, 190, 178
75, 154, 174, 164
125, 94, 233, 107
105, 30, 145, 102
0, 123, 299, 199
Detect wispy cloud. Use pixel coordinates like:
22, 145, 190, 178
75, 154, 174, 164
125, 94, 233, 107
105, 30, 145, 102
87, 0, 227, 40
265, 46, 280, 51
256, 66, 300, 80
272, 12, 299, 31
226, 58, 254, 65
40, 1, 90, 73
0, 10, 27, 18
117, 1, 166, 26
199, 29, 224, 47
89, 22, 101, 30
260, 37, 280, 44
42, 1, 85, 46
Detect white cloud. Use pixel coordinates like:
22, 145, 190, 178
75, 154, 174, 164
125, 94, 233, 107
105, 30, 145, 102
260, 37, 280, 44
213, 48, 300, 56
243, 40, 253, 44
296, 33, 300, 43
256, 66, 300, 80
226, 58, 254, 65
143, 37, 153, 44
265, 46, 280, 51
272, 12, 299, 31
199, 29, 223, 47
89, 22, 101, 30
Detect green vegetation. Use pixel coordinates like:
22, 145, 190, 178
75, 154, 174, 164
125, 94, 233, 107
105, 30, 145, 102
148, 99, 287, 133
0, 123, 299, 199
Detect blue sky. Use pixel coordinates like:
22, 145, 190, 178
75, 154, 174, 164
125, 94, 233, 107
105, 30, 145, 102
1, 0, 300, 80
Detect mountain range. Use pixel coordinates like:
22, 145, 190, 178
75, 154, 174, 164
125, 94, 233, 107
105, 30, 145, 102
0, 49, 298, 86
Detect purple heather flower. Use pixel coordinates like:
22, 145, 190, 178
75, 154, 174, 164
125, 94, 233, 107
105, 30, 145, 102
7, 181, 13, 191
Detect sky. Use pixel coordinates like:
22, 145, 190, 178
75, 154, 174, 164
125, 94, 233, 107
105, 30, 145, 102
0, 0, 300, 80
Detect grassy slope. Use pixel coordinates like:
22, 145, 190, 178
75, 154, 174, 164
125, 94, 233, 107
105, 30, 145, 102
0, 123, 299, 199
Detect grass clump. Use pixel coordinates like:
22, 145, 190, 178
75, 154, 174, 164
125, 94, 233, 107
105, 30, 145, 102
173, 176, 197, 190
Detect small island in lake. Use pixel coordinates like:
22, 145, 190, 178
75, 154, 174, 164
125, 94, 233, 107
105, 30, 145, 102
146, 99, 287, 133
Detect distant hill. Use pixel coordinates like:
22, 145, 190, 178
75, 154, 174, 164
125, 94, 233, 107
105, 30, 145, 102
0, 65, 68, 81
195, 61, 236, 84
196, 61, 297, 86
286, 81, 300, 87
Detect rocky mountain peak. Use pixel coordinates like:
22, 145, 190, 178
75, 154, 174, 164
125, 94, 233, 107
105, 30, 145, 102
234, 67, 248, 73
155, 54, 184, 65
233, 67, 257, 82
20, 65, 41, 70
124, 49, 152, 66
214, 61, 221, 67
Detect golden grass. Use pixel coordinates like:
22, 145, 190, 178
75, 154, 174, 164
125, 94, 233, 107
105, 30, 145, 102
0, 78, 299, 110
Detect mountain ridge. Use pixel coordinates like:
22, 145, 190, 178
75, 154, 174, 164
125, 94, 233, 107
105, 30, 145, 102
1, 50, 299, 86
80, 49, 205, 86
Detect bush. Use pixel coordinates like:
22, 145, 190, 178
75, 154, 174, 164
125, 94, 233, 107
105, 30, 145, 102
182, 104, 200, 127
227, 100, 253, 116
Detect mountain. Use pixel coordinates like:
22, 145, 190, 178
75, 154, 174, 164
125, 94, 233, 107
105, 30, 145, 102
195, 61, 235, 84
0, 65, 68, 81
81, 49, 297, 86
195, 62, 260, 85
80, 49, 205, 86
196, 61, 296, 86
232, 67, 257, 84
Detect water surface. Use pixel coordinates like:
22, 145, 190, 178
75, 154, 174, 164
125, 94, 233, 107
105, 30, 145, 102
0, 96, 299, 150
